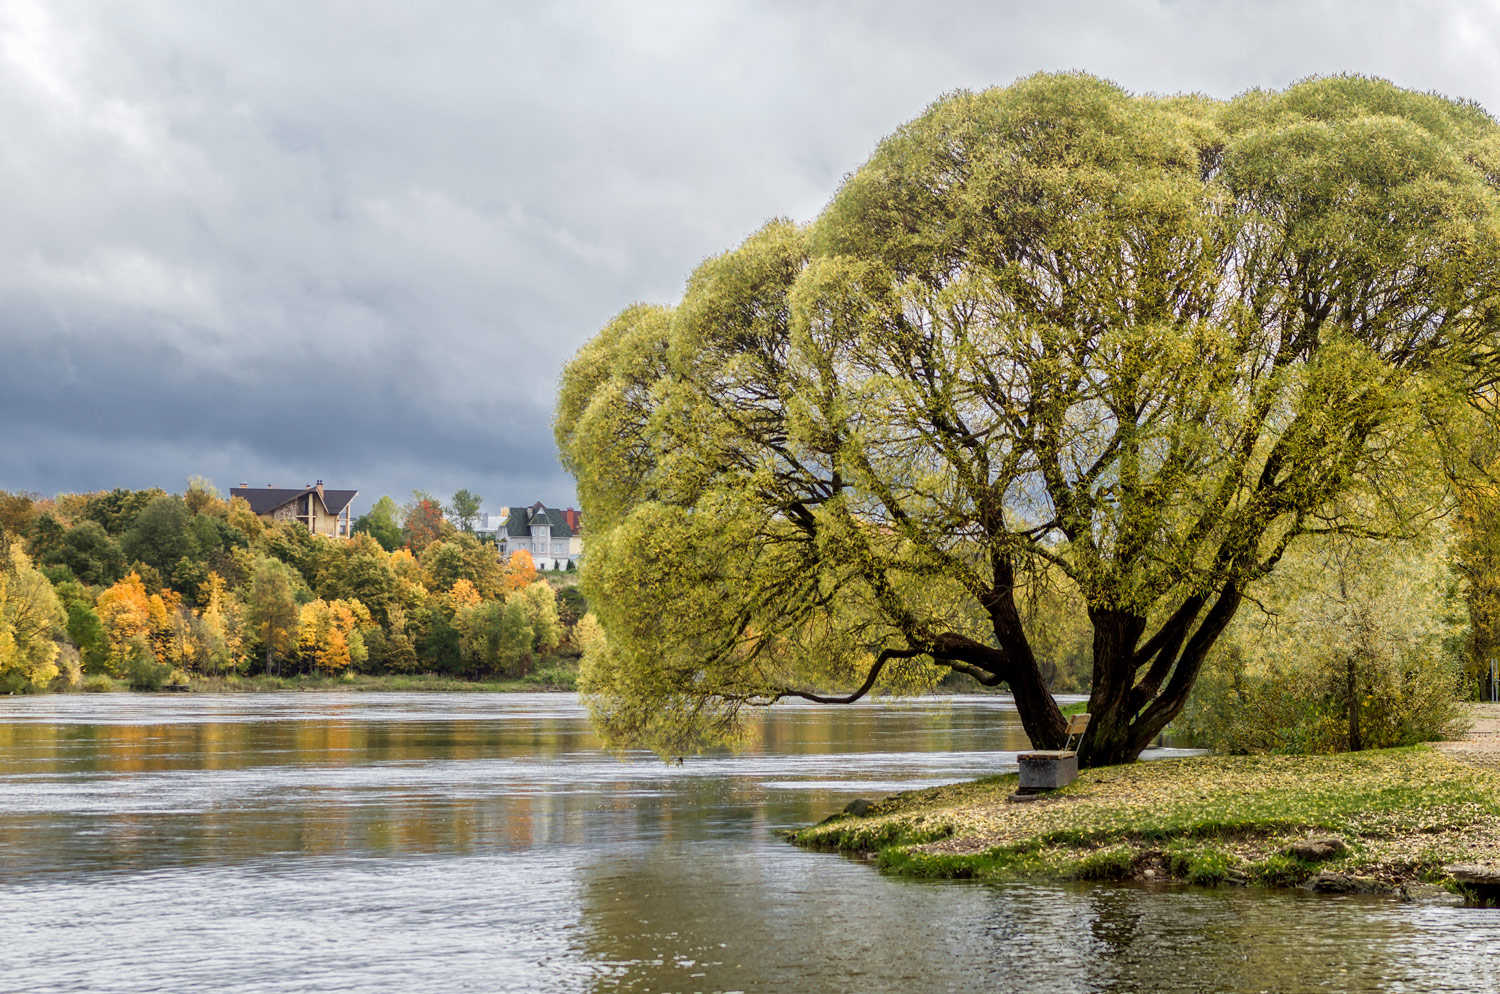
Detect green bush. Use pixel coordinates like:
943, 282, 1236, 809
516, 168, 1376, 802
1182, 642, 1468, 754
124, 645, 172, 691
1180, 533, 1469, 754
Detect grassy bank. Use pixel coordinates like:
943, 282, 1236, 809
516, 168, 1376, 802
789, 747, 1500, 897
63, 657, 580, 694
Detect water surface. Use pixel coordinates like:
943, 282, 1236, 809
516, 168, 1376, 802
0, 692, 1495, 993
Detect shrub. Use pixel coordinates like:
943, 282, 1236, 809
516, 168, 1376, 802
124, 644, 172, 691
81, 673, 119, 693
1181, 532, 1469, 754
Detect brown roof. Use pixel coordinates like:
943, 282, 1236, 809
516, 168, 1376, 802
230, 485, 358, 516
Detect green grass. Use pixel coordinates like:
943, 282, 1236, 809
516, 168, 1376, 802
788, 747, 1500, 893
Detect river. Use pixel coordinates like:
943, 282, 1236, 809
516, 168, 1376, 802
0, 692, 1496, 993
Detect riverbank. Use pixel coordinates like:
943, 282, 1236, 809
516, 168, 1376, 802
62, 658, 580, 694
789, 743, 1500, 898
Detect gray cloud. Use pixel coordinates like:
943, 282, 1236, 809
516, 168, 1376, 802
3, 0, 1498, 515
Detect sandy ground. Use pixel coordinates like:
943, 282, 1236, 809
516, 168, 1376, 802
1434, 703, 1500, 769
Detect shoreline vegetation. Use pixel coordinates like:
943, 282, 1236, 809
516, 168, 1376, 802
0, 484, 596, 696
29, 655, 581, 694
789, 731, 1500, 902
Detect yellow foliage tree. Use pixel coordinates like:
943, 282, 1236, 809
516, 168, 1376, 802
95, 572, 154, 674
450, 578, 482, 608
0, 544, 64, 690
297, 597, 367, 672
199, 572, 247, 673
226, 495, 265, 540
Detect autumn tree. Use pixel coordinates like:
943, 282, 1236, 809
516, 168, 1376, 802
183, 476, 222, 516
0, 491, 39, 539
450, 579, 482, 608
520, 580, 562, 652
226, 496, 266, 542
559, 73, 1500, 765
502, 549, 536, 593
296, 598, 367, 672
0, 543, 65, 690
198, 572, 247, 673
95, 572, 155, 673
403, 492, 449, 553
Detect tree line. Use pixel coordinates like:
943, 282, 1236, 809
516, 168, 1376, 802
0, 482, 590, 691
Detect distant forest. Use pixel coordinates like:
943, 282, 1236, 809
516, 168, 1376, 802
0, 482, 587, 691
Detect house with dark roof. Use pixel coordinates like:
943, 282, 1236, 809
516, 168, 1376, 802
497, 502, 583, 570
229, 482, 358, 538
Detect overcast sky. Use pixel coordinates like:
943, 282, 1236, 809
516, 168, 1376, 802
3, 1, 1499, 517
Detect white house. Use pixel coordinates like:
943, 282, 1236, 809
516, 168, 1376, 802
496, 503, 583, 570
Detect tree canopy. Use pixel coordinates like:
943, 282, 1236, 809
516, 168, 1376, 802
449, 489, 483, 531
557, 73, 1500, 765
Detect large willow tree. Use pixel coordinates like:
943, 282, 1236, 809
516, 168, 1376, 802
557, 73, 1500, 766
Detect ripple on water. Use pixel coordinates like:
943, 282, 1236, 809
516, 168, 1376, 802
0, 692, 1495, 994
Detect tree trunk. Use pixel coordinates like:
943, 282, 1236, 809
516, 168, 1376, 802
1009, 655, 1067, 751
1346, 654, 1362, 752
1075, 609, 1147, 767
1025, 587, 1242, 769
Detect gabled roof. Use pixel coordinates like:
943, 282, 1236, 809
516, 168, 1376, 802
318, 490, 359, 514
230, 485, 358, 516
503, 503, 572, 538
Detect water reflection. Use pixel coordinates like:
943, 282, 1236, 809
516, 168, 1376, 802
0, 693, 1495, 994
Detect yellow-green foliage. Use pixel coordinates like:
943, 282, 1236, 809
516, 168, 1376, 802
0, 544, 65, 690
559, 72, 1500, 761
1182, 531, 1469, 753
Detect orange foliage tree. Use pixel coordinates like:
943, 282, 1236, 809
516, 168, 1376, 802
403, 496, 447, 554
503, 549, 536, 593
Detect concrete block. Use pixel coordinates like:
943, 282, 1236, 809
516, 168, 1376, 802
1017, 750, 1078, 793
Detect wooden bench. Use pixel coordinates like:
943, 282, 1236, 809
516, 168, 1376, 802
1014, 712, 1090, 796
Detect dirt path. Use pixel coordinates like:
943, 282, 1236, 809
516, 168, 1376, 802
1434, 703, 1500, 770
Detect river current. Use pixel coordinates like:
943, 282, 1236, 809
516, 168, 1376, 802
0, 692, 1496, 993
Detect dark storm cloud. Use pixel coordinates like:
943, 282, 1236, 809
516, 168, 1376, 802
2, 0, 1498, 515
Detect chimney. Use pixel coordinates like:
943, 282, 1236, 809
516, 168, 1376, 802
240, 482, 248, 488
